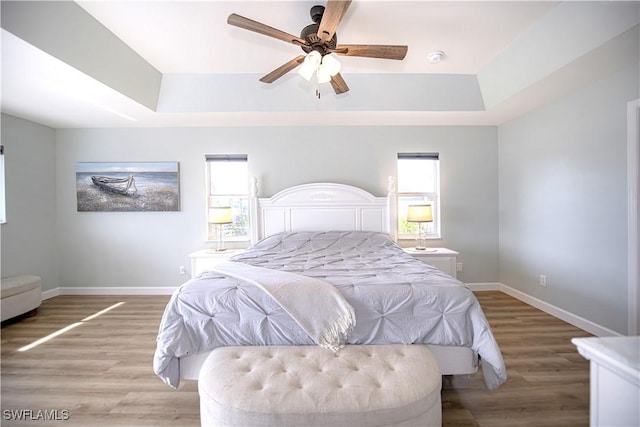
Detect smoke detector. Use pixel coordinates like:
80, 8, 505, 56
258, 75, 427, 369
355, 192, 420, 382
428, 51, 445, 64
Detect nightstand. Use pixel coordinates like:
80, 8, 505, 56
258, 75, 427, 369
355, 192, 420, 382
189, 249, 244, 277
404, 247, 459, 278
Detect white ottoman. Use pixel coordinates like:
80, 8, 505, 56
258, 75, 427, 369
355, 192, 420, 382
1, 275, 42, 322
198, 345, 442, 427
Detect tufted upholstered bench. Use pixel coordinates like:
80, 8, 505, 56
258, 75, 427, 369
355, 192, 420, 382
198, 344, 442, 427
1, 275, 42, 323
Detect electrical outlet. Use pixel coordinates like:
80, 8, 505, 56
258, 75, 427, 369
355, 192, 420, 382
456, 262, 463, 272
179, 266, 187, 275
539, 274, 547, 287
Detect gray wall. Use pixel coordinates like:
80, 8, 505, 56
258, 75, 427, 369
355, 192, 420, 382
1, 114, 58, 291
498, 63, 639, 334
52, 126, 498, 288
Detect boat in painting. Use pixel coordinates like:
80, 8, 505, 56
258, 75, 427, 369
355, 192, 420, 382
91, 175, 137, 195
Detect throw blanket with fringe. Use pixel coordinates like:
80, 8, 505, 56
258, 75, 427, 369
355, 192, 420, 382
210, 261, 356, 352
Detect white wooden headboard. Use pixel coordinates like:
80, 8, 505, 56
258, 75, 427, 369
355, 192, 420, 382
249, 179, 397, 244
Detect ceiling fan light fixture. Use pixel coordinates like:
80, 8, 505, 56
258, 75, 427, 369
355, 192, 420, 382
298, 51, 340, 84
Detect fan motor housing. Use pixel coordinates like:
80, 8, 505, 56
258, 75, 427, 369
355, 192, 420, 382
300, 5, 337, 55
300, 24, 337, 54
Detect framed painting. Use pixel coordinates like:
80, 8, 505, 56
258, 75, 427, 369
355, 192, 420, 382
76, 162, 180, 212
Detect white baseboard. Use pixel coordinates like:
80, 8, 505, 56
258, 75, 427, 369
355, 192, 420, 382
43, 282, 620, 337
467, 282, 501, 291
41, 288, 60, 300
42, 287, 177, 299
468, 282, 621, 337
497, 283, 621, 337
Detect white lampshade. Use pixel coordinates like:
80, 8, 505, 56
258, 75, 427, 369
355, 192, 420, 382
406, 205, 433, 223
306, 50, 321, 67
316, 64, 332, 83
208, 206, 233, 224
298, 51, 321, 81
298, 61, 316, 81
317, 54, 341, 83
321, 53, 341, 76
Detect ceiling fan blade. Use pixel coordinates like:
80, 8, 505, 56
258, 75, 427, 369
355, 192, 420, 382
259, 55, 306, 83
228, 13, 306, 46
330, 73, 349, 94
317, 0, 352, 43
332, 44, 408, 60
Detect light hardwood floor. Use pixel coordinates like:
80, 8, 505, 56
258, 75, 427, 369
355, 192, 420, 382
1, 292, 592, 426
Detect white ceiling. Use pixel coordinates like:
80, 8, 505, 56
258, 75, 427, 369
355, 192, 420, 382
1, 1, 638, 129
76, 1, 554, 75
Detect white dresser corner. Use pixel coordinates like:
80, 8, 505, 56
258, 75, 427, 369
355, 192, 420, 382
572, 336, 640, 427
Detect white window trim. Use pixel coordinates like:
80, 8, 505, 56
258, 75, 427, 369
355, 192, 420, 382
205, 154, 250, 242
397, 152, 441, 240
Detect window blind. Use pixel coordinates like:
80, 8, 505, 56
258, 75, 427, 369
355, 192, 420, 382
205, 154, 248, 162
397, 153, 439, 160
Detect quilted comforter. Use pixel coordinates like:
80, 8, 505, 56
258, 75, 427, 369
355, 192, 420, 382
154, 231, 506, 389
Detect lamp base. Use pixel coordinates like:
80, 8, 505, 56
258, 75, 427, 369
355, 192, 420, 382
414, 247, 437, 252
206, 248, 228, 254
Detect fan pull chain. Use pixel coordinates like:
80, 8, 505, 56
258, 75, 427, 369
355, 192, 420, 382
315, 89, 321, 99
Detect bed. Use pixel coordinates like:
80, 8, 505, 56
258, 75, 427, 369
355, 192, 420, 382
153, 181, 507, 390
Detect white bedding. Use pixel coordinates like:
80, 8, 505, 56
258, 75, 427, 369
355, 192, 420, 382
153, 231, 506, 389
208, 261, 355, 352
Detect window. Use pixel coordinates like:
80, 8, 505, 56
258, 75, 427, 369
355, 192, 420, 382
206, 155, 249, 241
397, 153, 440, 239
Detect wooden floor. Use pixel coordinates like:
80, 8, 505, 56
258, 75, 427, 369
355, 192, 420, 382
441, 292, 592, 427
0, 291, 592, 426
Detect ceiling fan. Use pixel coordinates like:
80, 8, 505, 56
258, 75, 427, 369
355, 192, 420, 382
227, 0, 408, 94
